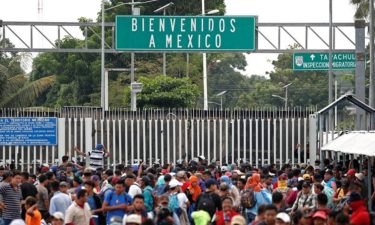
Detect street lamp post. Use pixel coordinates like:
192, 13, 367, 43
202, 0, 208, 110
216, 90, 227, 110
272, 82, 292, 108
154, 2, 174, 76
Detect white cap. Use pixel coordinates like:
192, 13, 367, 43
198, 155, 206, 160
169, 179, 183, 188
221, 166, 229, 172
355, 173, 365, 181
276, 212, 290, 223
52, 212, 64, 221
126, 214, 142, 224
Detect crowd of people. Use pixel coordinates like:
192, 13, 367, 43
0, 144, 372, 225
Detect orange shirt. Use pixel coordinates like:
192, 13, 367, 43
25, 209, 42, 225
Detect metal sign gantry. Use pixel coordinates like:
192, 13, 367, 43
0, 21, 357, 53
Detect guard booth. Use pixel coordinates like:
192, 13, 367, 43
309, 94, 375, 210
309, 94, 375, 164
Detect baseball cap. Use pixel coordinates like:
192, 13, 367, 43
59, 181, 68, 187
276, 212, 291, 223
355, 173, 364, 181
169, 179, 182, 188
346, 169, 356, 176
205, 178, 218, 188
53, 212, 64, 221
221, 166, 229, 172
125, 214, 142, 224
83, 168, 92, 175
303, 174, 311, 180
95, 144, 104, 150
348, 192, 362, 202
198, 155, 206, 160
312, 211, 327, 220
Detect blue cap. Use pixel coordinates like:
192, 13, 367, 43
95, 144, 104, 150
205, 178, 218, 188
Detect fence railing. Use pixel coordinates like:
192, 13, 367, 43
0, 107, 317, 173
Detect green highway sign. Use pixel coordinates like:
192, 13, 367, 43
293, 52, 356, 71
115, 16, 256, 52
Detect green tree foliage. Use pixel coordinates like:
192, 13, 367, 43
0, 36, 56, 107
237, 51, 329, 108
134, 75, 200, 108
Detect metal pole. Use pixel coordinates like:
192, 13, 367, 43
101, 0, 105, 111
163, 9, 166, 76
285, 86, 288, 109
328, 0, 333, 130
355, 20, 366, 129
130, 2, 137, 111
370, 0, 375, 108
186, 53, 189, 77
105, 69, 109, 111
334, 78, 337, 127
220, 96, 223, 111
202, 0, 208, 110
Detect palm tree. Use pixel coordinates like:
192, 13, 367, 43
351, 0, 370, 19
0, 53, 56, 107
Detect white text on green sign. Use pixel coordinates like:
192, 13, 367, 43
115, 16, 256, 51
293, 52, 356, 71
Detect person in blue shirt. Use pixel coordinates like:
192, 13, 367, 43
103, 180, 133, 225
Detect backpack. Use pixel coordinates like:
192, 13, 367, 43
169, 193, 182, 216
241, 188, 257, 209
196, 192, 216, 216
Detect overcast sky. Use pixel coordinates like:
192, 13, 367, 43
0, 0, 358, 76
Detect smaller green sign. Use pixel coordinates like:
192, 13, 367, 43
293, 52, 356, 71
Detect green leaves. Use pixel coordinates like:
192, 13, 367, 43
136, 75, 199, 108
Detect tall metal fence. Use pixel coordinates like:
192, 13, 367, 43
0, 107, 316, 173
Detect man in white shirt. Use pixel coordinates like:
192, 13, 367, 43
65, 189, 92, 225
125, 174, 142, 198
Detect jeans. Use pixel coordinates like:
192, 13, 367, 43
3, 219, 12, 225
0, 218, 4, 225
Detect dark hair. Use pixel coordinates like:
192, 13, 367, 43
164, 174, 172, 182
84, 180, 95, 187
238, 178, 246, 185
62, 155, 69, 162
50, 181, 60, 192
314, 183, 324, 192
335, 213, 350, 225
77, 189, 87, 199
126, 174, 136, 179
13, 170, 21, 177
292, 210, 303, 224
317, 193, 328, 205
105, 169, 113, 176
133, 194, 145, 202
45, 171, 54, 180
264, 204, 278, 212
39, 174, 48, 183
25, 196, 37, 206
21, 172, 30, 180
272, 191, 283, 204
116, 180, 125, 186
257, 204, 267, 215
115, 169, 122, 177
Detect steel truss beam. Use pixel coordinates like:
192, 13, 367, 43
0, 21, 359, 53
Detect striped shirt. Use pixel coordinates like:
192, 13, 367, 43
0, 183, 22, 220
88, 149, 107, 170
